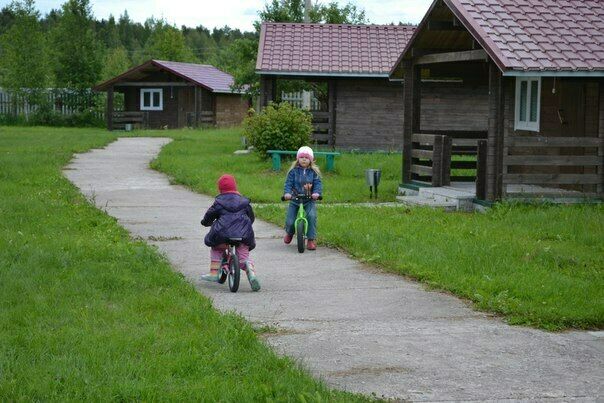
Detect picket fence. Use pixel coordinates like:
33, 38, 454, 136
281, 90, 322, 111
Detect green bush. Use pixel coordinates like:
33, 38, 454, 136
243, 102, 312, 159
0, 107, 106, 128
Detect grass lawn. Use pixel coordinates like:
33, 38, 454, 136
0, 126, 367, 401
152, 127, 604, 331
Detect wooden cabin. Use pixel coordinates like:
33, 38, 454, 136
256, 22, 490, 151
390, 0, 604, 201
94, 60, 250, 130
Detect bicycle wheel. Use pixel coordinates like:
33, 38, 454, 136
217, 252, 227, 284
228, 252, 240, 292
296, 220, 305, 253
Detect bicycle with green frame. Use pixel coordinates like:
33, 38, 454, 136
281, 187, 322, 253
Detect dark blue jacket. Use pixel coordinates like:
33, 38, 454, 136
201, 193, 256, 250
284, 166, 323, 196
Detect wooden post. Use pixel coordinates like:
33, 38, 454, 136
402, 60, 421, 183
476, 139, 488, 200
194, 86, 200, 127
598, 82, 604, 197
442, 135, 452, 186
487, 61, 503, 200
106, 86, 114, 131
328, 79, 337, 149
258, 76, 276, 111
432, 135, 444, 186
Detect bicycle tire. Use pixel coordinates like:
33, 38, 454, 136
296, 220, 305, 253
217, 252, 227, 284
228, 253, 240, 292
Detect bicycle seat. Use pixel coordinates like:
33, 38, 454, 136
227, 237, 243, 245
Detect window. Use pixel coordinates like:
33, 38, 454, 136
140, 88, 163, 111
515, 77, 540, 132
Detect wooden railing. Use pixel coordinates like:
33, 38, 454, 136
111, 111, 147, 130
411, 133, 452, 186
311, 111, 330, 145
187, 111, 214, 126
423, 130, 487, 182
503, 136, 602, 188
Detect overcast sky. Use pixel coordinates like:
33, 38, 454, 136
4, 0, 433, 31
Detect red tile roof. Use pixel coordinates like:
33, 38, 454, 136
256, 23, 416, 77
430, 0, 603, 74
94, 60, 241, 93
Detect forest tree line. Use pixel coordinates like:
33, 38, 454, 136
0, 0, 369, 102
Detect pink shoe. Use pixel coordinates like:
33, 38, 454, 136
307, 240, 316, 250
284, 233, 293, 244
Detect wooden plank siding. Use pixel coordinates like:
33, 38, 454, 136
215, 94, 249, 127
119, 85, 216, 129
502, 77, 604, 195
335, 78, 405, 150
599, 82, 604, 196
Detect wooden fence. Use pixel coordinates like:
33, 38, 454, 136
0, 89, 110, 117
503, 136, 602, 195
281, 91, 322, 111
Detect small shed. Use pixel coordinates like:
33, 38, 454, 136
94, 60, 250, 130
390, 0, 604, 201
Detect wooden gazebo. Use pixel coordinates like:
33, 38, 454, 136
390, 0, 604, 201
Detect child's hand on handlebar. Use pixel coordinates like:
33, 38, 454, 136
311, 193, 320, 200
283, 193, 292, 200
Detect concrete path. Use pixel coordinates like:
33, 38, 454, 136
64, 138, 603, 402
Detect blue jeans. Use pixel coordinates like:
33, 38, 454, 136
285, 200, 317, 240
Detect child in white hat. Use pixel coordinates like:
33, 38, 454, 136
282, 146, 322, 250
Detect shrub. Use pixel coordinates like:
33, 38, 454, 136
243, 102, 312, 159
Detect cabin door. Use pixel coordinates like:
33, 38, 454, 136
178, 87, 195, 128
558, 80, 585, 137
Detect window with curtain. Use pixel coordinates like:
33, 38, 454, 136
514, 77, 540, 131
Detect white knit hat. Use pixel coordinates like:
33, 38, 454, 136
296, 146, 314, 161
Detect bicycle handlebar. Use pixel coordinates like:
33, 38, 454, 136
281, 194, 323, 201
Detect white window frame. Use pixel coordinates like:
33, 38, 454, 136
140, 88, 163, 111
514, 77, 541, 132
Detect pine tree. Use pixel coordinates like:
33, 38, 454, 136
141, 20, 197, 63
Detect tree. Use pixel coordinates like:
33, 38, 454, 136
141, 19, 197, 63
256, 0, 367, 28
96, 14, 121, 49
209, 38, 259, 94
0, 0, 48, 103
318, 2, 366, 24
101, 46, 131, 81
0, 6, 16, 36
50, 0, 102, 89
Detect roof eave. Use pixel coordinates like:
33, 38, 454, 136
256, 70, 390, 78
503, 70, 604, 77
256, 24, 267, 71
93, 59, 155, 91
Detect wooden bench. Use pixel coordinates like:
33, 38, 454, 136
267, 149, 340, 172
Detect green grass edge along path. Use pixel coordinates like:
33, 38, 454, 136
0, 127, 367, 401
151, 127, 604, 331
